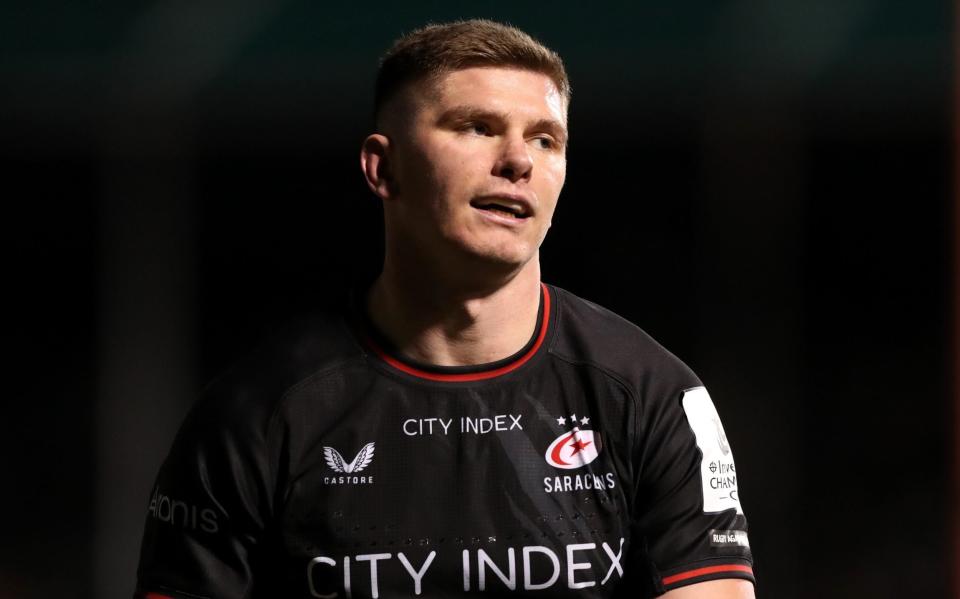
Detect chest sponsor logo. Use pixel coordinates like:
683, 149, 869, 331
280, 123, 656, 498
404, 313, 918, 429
402, 414, 523, 437
681, 387, 744, 514
307, 538, 625, 597
323, 442, 375, 485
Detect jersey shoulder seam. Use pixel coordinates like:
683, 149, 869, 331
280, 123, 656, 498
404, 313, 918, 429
547, 286, 644, 413
258, 313, 368, 420
263, 352, 368, 508
265, 352, 369, 435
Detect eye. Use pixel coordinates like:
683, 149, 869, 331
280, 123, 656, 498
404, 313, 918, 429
463, 122, 490, 136
531, 136, 557, 150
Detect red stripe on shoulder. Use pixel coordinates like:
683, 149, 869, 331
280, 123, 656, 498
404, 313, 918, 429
661, 564, 754, 586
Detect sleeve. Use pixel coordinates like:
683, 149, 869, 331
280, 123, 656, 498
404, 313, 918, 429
134, 384, 279, 599
631, 385, 755, 595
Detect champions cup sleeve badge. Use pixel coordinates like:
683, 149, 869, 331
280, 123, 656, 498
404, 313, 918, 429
681, 387, 744, 514
545, 414, 601, 469
323, 442, 375, 474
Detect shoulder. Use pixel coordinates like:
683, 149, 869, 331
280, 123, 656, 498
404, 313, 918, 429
187, 308, 365, 437
547, 284, 701, 395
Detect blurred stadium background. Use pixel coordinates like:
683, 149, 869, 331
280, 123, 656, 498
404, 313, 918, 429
2, 1, 953, 597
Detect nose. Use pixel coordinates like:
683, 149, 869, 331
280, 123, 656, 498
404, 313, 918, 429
493, 135, 533, 183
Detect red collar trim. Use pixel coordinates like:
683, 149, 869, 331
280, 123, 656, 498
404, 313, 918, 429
363, 283, 551, 382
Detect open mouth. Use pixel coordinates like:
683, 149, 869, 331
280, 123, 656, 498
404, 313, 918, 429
470, 198, 531, 219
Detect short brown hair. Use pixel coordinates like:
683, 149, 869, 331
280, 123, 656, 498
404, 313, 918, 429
374, 19, 570, 123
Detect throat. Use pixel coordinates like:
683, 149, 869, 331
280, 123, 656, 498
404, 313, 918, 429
366, 271, 543, 367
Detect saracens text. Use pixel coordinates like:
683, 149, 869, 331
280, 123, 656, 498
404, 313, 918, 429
543, 472, 616, 494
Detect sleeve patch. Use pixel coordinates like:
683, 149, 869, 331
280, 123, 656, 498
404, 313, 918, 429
680, 387, 743, 514
709, 529, 750, 548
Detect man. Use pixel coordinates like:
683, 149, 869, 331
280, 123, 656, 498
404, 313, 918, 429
135, 19, 755, 599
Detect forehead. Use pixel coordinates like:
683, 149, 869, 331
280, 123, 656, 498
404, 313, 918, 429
421, 67, 568, 125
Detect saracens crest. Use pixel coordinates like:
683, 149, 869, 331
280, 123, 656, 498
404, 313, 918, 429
545, 414, 602, 470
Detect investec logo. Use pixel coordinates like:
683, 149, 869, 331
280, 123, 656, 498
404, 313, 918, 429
323, 442, 375, 485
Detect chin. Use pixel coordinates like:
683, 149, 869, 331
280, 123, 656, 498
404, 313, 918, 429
462, 243, 535, 271
440, 229, 539, 271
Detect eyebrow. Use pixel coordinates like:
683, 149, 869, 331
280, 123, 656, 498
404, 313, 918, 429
438, 105, 569, 147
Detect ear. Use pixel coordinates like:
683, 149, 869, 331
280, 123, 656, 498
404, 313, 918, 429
360, 133, 395, 200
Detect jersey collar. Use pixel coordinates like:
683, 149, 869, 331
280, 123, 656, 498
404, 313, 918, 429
353, 283, 552, 383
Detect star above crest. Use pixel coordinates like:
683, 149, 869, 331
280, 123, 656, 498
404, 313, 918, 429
555, 414, 592, 428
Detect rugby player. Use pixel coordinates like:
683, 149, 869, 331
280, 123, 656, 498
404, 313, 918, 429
135, 19, 756, 598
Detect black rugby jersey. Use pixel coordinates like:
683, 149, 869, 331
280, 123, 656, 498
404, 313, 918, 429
135, 284, 754, 599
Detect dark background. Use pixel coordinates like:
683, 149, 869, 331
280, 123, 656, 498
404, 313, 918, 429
3, 2, 953, 598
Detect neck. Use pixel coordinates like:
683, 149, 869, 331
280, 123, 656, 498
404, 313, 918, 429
367, 252, 543, 367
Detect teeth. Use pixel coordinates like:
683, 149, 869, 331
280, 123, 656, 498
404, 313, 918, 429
477, 203, 522, 216
480, 205, 515, 217
472, 198, 529, 218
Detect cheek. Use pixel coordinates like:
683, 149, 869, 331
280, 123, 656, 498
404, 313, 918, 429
538, 159, 567, 213
423, 152, 478, 212
398, 163, 470, 235
395, 152, 449, 215
396, 144, 434, 192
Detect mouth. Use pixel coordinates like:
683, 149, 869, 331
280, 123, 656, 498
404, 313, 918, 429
469, 195, 533, 220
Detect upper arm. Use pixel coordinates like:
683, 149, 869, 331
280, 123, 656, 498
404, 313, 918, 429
631, 385, 756, 594
134, 386, 277, 599
660, 579, 756, 599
